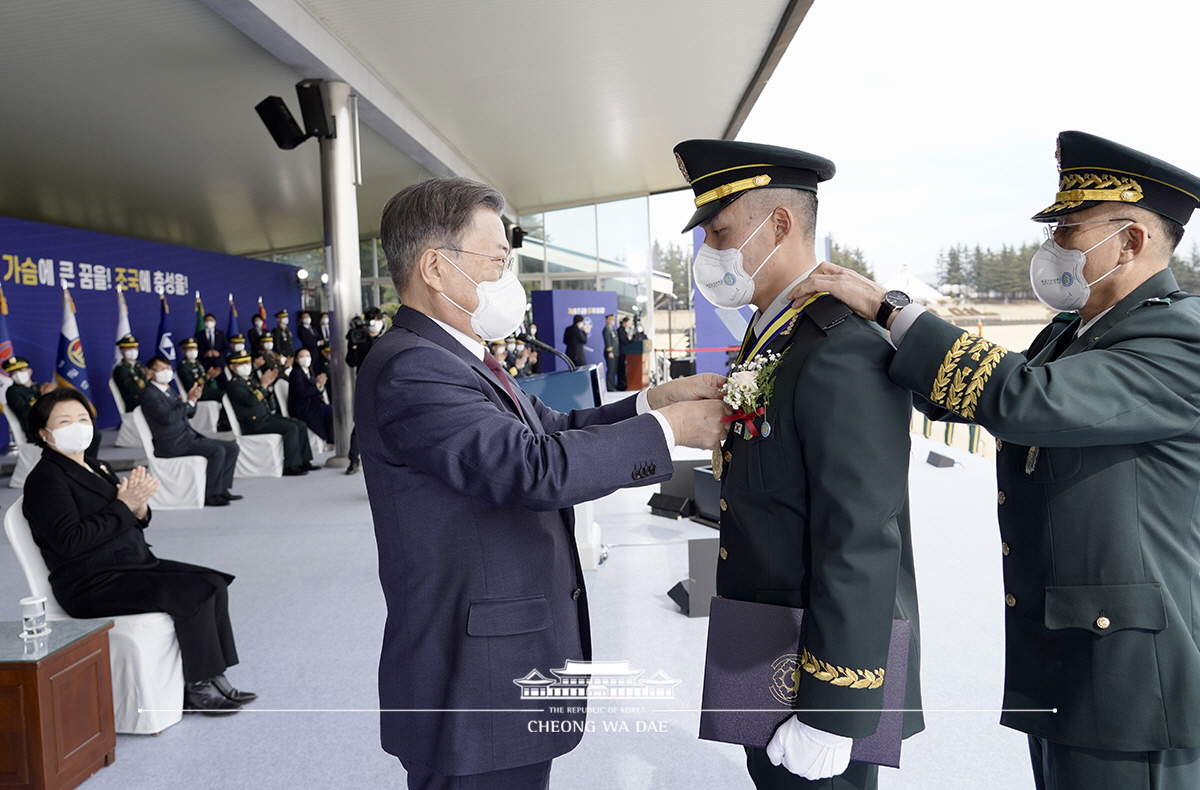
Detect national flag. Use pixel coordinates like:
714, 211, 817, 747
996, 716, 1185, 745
195, 291, 205, 335
56, 288, 90, 394
113, 286, 131, 367
0, 284, 13, 382
227, 293, 239, 338
157, 294, 176, 361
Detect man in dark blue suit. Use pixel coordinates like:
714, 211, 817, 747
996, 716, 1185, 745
357, 177, 730, 790
142, 355, 240, 507
196, 313, 227, 364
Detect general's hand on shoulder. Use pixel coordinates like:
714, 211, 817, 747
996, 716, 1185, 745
788, 262, 886, 323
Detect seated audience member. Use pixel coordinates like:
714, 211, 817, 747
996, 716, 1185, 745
226, 350, 315, 476
141, 355, 241, 507
178, 337, 227, 401
4, 356, 56, 435
288, 348, 333, 447
23, 388, 255, 714
112, 334, 149, 411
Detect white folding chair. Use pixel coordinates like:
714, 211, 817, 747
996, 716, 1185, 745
3, 411, 41, 489
273, 379, 325, 457
130, 407, 206, 510
221, 394, 283, 478
4, 497, 183, 735
109, 377, 143, 448
173, 375, 222, 436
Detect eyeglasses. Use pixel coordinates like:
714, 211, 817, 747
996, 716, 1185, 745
1042, 218, 1135, 241
438, 248, 515, 276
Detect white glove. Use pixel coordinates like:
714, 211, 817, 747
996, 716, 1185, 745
765, 715, 853, 780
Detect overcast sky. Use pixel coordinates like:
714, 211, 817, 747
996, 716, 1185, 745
653, 0, 1200, 287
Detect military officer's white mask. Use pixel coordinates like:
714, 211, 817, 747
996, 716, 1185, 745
693, 212, 780, 310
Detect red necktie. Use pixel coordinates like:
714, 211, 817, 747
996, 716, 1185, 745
483, 354, 519, 407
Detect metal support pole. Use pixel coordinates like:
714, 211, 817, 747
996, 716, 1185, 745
320, 80, 361, 466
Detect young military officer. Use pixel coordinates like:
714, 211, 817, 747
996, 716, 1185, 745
3, 356, 55, 436
791, 130, 1200, 789
226, 350, 314, 477
178, 338, 226, 401
271, 309, 296, 358
674, 139, 923, 790
112, 333, 149, 411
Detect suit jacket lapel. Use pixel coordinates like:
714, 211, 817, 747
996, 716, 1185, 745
391, 306, 542, 432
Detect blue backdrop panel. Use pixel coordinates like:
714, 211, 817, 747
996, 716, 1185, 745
691, 226, 751, 376
530, 290, 618, 373
0, 215, 301, 435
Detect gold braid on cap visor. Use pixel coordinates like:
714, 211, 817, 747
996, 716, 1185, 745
694, 174, 773, 207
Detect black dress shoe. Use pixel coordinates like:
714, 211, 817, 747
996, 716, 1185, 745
303, 462, 319, 471
283, 465, 309, 476
205, 495, 230, 507
345, 461, 360, 475
184, 680, 241, 715
211, 674, 258, 704
222, 492, 244, 501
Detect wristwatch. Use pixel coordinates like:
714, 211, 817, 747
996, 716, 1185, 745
875, 290, 912, 329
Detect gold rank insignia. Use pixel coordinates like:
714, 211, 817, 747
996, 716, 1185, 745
711, 448, 723, 480
675, 152, 690, 183
929, 332, 1008, 420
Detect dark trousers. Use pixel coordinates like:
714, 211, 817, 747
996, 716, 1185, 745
605, 355, 618, 390
245, 415, 312, 467
745, 747, 878, 790
60, 559, 238, 684
349, 428, 359, 464
615, 353, 627, 390
159, 436, 238, 497
1029, 735, 1200, 790
403, 759, 551, 790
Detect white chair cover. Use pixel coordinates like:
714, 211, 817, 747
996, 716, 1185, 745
273, 379, 327, 457
4, 411, 41, 489
4, 497, 183, 735
131, 407, 206, 511
221, 394, 283, 478
171, 376, 222, 437
109, 377, 143, 448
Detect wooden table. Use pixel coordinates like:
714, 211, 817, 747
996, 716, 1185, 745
0, 619, 116, 790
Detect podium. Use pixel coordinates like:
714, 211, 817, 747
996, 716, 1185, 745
623, 340, 652, 390
515, 365, 603, 413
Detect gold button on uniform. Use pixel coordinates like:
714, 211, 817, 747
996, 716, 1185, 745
1002, 542, 1010, 556
996, 439, 1004, 452
1096, 616, 1111, 629
998, 491, 1007, 504
719, 498, 727, 511
723, 451, 732, 463
1005, 594, 1016, 607
719, 547, 728, 560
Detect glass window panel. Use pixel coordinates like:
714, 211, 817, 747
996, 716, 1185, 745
597, 197, 650, 275
543, 205, 597, 274
362, 284, 375, 310
360, 239, 377, 279
518, 252, 544, 275
550, 277, 597, 292
379, 282, 400, 316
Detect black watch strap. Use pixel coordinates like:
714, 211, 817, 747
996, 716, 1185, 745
875, 301, 897, 329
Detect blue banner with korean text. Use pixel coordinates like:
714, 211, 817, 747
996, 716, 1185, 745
0, 215, 301, 437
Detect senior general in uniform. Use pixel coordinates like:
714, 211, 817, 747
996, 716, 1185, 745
674, 139, 923, 790
792, 131, 1200, 789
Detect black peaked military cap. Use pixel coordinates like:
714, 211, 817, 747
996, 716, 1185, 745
117, 333, 139, 348
2, 356, 30, 374
1033, 130, 1200, 226
674, 139, 836, 232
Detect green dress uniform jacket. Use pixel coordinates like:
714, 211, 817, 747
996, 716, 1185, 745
893, 269, 1200, 752
6, 383, 39, 436
112, 359, 149, 411
226, 376, 311, 468
178, 359, 225, 402
718, 295, 923, 740
271, 325, 295, 357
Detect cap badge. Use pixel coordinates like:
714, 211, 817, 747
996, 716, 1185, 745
675, 152, 691, 183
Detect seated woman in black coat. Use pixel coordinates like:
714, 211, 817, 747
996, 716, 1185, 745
22, 388, 256, 715
287, 347, 334, 448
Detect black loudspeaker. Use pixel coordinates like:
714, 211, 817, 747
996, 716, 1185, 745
667, 580, 690, 615
255, 97, 309, 150
295, 79, 336, 139
669, 357, 696, 379
511, 227, 526, 249
648, 492, 693, 519
926, 451, 955, 468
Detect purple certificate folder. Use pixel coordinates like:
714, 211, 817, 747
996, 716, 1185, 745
698, 597, 911, 768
